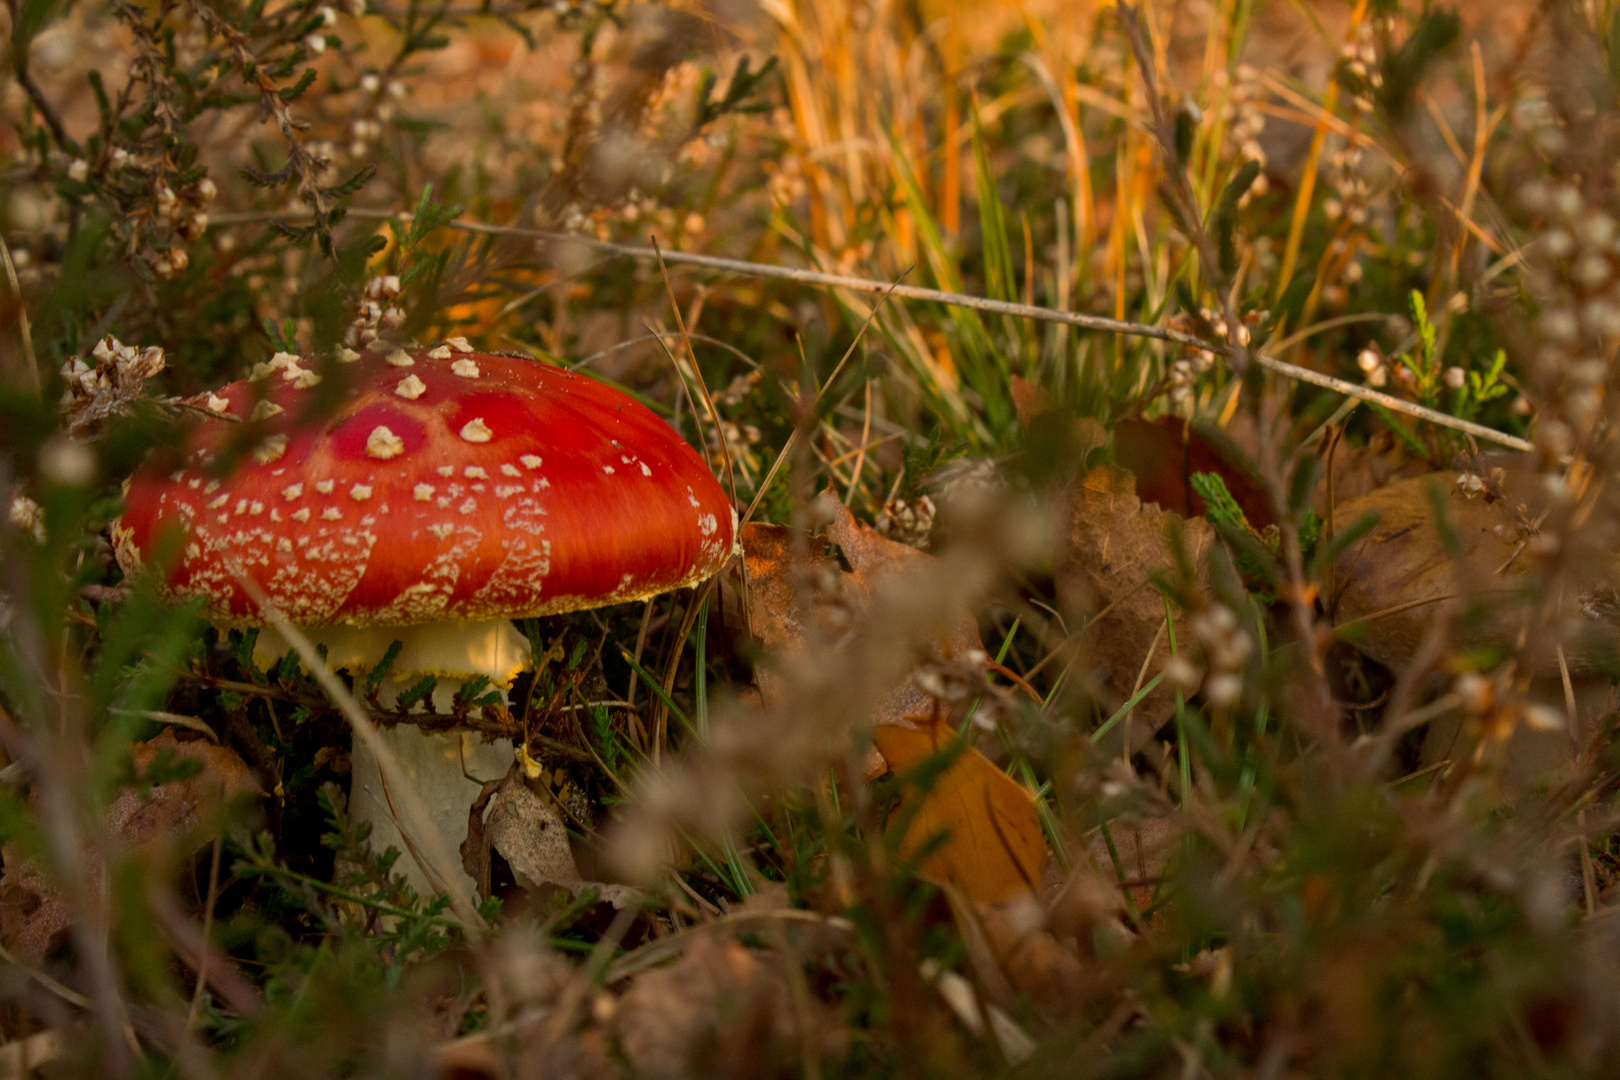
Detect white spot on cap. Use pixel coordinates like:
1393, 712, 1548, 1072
602, 464, 615, 474
640, 462, 652, 476
427, 345, 452, 360
249, 501, 264, 515
206, 394, 230, 413
394, 374, 426, 400
386, 349, 414, 367
436, 465, 455, 477
235, 500, 248, 515
350, 484, 373, 501
460, 418, 493, 443
464, 466, 488, 479
287, 367, 321, 389
521, 454, 542, 469
291, 508, 311, 523
321, 507, 342, 521
169, 469, 185, 482
413, 483, 434, 501
338, 347, 361, 363
447, 336, 472, 352
428, 523, 454, 539
366, 425, 405, 459
204, 480, 220, 494
249, 400, 283, 422
451, 359, 480, 378
277, 538, 293, 552
253, 434, 288, 464
187, 478, 200, 489
500, 463, 522, 477
208, 495, 228, 510
282, 483, 303, 500
315, 480, 335, 494
459, 498, 476, 513
185, 543, 201, 559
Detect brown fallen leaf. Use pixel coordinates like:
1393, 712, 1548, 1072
461, 770, 639, 909
1315, 428, 1432, 515
1327, 469, 1585, 672
1329, 468, 1620, 786
0, 731, 258, 965
729, 500, 1049, 904
1012, 378, 1214, 741
614, 932, 836, 1080
1114, 416, 1273, 529
1055, 462, 1214, 743
975, 900, 1092, 1023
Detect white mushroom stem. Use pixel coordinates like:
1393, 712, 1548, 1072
251, 619, 530, 899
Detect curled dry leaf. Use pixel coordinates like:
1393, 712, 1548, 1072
462, 771, 639, 908
1011, 379, 1215, 743
1055, 461, 1214, 743
0, 731, 258, 965
730, 500, 1049, 904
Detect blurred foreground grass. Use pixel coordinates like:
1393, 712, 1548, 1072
7, 0, 1620, 1076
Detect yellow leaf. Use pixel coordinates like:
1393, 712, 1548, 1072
873, 723, 1047, 905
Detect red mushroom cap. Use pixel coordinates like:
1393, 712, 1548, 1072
113, 345, 737, 626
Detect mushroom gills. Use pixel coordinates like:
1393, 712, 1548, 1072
250, 619, 531, 689
250, 618, 531, 899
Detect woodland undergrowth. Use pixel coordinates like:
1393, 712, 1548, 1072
2, 0, 1620, 1076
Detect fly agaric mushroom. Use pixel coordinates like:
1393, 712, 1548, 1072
113, 342, 737, 895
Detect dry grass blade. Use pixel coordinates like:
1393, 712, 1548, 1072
0, 1030, 65, 1078
603, 909, 854, 984
224, 208, 1531, 453
0, 244, 39, 397
650, 235, 739, 514
742, 271, 907, 527
226, 572, 487, 933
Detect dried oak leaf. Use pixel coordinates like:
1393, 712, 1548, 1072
1055, 462, 1214, 741
1, 731, 258, 965
731, 502, 1048, 904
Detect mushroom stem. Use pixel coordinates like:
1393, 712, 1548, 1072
348, 721, 511, 898
252, 619, 530, 899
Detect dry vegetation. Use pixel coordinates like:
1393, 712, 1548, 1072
6, 0, 1620, 1075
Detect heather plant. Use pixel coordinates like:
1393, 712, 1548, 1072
4, 0, 1620, 1077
